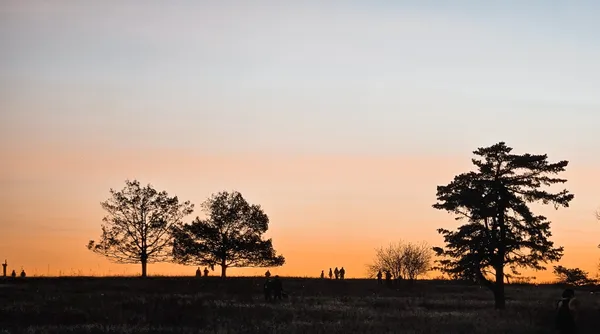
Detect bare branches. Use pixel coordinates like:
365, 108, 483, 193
88, 180, 194, 276
367, 241, 432, 281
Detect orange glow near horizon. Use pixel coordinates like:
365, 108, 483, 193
3, 1, 600, 285
2, 145, 599, 281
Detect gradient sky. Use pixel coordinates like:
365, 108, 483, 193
1, 1, 599, 279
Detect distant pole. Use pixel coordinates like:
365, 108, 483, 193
2, 260, 6, 277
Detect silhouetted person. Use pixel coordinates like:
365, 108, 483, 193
334, 267, 339, 279
556, 288, 578, 334
195, 267, 201, 277
320, 270, 324, 279
203, 267, 209, 277
11, 270, 16, 278
385, 270, 392, 286
2, 260, 6, 277
339, 267, 345, 280
263, 278, 272, 301
265, 270, 271, 278
271, 275, 283, 300
376, 270, 383, 284
20, 269, 26, 278
328, 268, 333, 279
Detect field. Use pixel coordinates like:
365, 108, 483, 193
1, 277, 599, 333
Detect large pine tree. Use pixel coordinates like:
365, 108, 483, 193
432, 142, 574, 309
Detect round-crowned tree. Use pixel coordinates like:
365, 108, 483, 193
173, 191, 285, 277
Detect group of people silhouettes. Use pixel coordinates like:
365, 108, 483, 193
195, 267, 210, 277
7, 269, 26, 278
263, 270, 285, 301
2, 260, 26, 278
320, 267, 346, 279
376, 270, 393, 285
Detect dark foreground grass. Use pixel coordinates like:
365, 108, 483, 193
1, 277, 599, 333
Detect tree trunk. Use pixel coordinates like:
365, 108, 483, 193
476, 268, 498, 306
220, 258, 227, 278
494, 265, 505, 309
494, 190, 507, 310
141, 259, 147, 277
494, 219, 506, 309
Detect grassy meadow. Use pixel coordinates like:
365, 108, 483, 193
1, 277, 599, 333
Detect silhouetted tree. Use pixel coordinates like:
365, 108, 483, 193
432, 142, 573, 309
367, 243, 403, 280
172, 191, 285, 278
367, 241, 432, 281
87, 180, 194, 277
553, 265, 595, 286
402, 242, 433, 280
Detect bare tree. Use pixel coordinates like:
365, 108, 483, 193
367, 241, 432, 281
88, 180, 194, 277
367, 242, 404, 280
402, 242, 433, 280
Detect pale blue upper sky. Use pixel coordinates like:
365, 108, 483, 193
1, 0, 599, 160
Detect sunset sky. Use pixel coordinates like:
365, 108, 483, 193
1, 1, 599, 280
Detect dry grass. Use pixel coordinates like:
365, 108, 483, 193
1, 277, 599, 333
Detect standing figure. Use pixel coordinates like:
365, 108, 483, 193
265, 270, 271, 278
376, 270, 383, 284
271, 275, 283, 300
339, 267, 345, 280
11, 270, 16, 278
2, 260, 7, 277
20, 269, 26, 278
555, 288, 578, 334
263, 278, 272, 301
320, 270, 325, 279
334, 267, 339, 280
195, 267, 201, 277
385, 270, 392, 286
203, 267, 209, 277
328, 268, 333, 279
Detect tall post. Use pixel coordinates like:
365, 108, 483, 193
2, 260, 7, 277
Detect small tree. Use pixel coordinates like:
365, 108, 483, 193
433, 142, 573, 309
367, 241, 432, 281
88, 180, 194, 277
402, 242, 433, 280
367, 242, 404, 280
553, 265, 595, 286
172, 191, 285, 277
